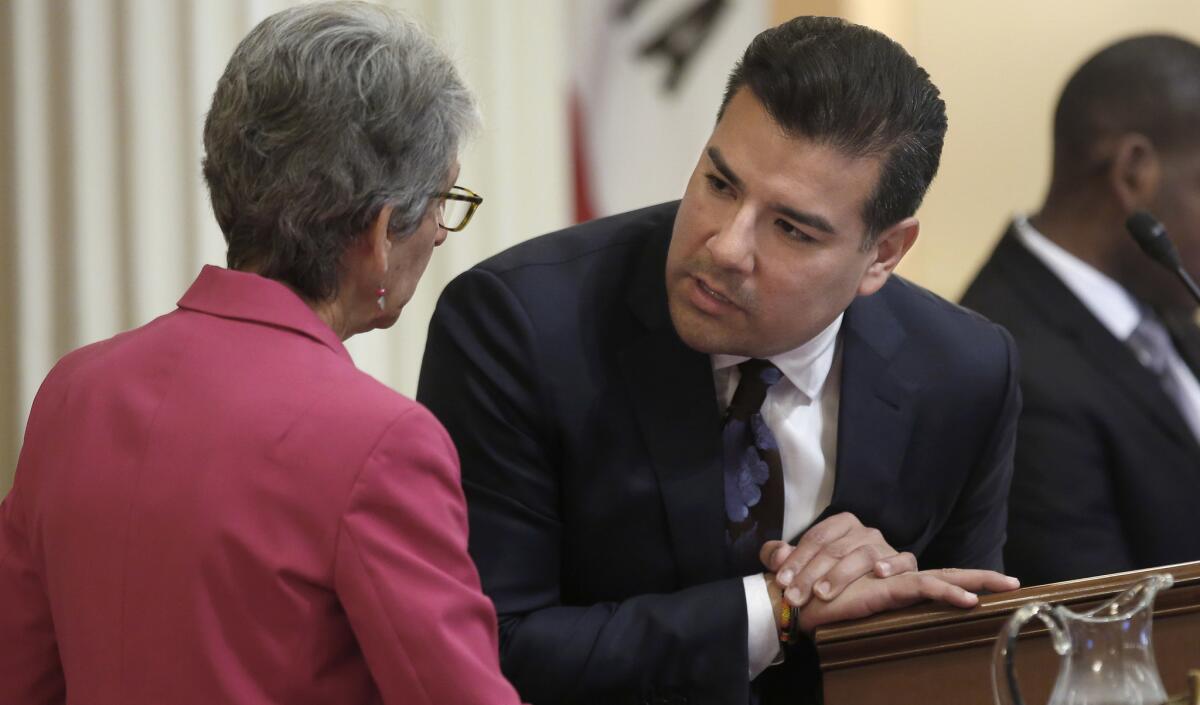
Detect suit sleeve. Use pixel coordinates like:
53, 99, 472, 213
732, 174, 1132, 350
1002, 397, 1135, 585
333, 405, 524, 705
0, 401, 66, 703
418, 269, 751, 705
920, 324, 1020, 572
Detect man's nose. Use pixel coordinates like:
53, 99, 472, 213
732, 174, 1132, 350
706, 206, 756, 272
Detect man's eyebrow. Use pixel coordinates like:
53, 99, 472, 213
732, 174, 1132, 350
708, 145, 838, 236
773, 203, 837, 235
706, 147, 744, 191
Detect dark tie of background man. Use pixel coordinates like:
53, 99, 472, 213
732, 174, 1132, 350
724, 359, 786, 575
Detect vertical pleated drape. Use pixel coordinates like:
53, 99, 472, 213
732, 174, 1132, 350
1, 0, 572, 491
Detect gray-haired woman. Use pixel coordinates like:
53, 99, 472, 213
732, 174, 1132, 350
0, 3, 522, 704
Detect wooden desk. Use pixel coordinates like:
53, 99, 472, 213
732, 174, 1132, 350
815, 562, 1200, 705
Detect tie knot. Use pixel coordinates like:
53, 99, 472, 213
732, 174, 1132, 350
727, 359, 783, 420
1128, 316, 1174, 375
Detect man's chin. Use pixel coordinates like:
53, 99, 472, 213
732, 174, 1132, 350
669, 305, 745, 356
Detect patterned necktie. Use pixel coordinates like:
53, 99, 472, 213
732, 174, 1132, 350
1127, 314, 1199, 437
723, 359, 786, 575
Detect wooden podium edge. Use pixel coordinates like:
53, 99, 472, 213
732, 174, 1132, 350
815, 561, 1200, 670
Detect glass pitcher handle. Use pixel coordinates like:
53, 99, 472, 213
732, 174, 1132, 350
992, 601, 1069, 705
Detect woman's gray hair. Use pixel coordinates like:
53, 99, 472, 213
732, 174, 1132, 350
202, 1, 479, 301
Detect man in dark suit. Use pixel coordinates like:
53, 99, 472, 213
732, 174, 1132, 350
962, 35, 1200, 586
420, 17, 1020, 705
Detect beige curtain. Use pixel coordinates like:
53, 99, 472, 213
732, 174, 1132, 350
1, 0, 572, 492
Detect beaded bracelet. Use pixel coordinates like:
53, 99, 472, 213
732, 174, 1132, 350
779, 598, 798, 643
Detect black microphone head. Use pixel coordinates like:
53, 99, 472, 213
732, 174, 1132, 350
1126, 210, 1183, 269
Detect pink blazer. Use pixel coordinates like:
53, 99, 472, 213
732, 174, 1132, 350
0, 266, 523, 705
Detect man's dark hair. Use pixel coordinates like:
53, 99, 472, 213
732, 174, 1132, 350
1052, 34, 1200, 180
718, 16, 947, 244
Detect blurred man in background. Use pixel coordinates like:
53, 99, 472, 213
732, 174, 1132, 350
962, 35, 1200, 585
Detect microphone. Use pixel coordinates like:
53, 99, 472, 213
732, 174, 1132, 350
1125, 210, 1200, 307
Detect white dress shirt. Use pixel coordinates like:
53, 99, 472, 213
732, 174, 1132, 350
712, 314, 843, 677
1015, 215, 1200, 441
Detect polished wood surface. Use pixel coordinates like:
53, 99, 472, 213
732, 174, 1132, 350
815, 562, 1200, 705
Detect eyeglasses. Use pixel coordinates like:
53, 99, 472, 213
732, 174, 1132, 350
435, 185, 483, 232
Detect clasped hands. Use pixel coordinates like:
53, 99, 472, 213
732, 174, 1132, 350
761, 512, 1020, 635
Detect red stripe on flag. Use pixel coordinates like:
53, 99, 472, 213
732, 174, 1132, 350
570, 91, 596, 224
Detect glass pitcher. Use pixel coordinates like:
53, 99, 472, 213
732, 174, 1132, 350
992, 573, 1175, 705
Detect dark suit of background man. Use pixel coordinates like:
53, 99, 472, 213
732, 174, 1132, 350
962, 35, 1200, 586
420, 16, 1020, 705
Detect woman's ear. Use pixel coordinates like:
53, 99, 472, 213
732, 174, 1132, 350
362, 204, 394, 276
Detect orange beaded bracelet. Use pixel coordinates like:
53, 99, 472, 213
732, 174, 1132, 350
779, 598, 797, 643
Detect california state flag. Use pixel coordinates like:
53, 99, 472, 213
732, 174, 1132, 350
570, 0, 771, 222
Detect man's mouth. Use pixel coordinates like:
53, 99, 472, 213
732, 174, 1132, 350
696, 277, 734, 305
686, 272, 749, 316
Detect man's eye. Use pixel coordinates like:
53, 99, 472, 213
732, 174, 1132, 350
706, 174, 732, 194
777, 219, 815, 242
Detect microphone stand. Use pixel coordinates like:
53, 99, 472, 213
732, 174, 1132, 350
1126, 211, 1200, 308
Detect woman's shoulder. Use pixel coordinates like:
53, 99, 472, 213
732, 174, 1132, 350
320, 364, 449, 440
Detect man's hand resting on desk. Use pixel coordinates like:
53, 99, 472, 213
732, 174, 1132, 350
755, 511, 1020, 632
758, 512, 918, 607
784, 568, 1020, 633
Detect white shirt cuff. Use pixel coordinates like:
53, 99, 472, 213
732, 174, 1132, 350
743, 573, 782, 678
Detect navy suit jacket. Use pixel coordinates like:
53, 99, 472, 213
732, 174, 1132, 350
962, 225, 1200, 585
418, 202, 1019, 705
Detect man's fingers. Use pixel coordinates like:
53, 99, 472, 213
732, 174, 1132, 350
903, 569, 1022, 608
797, 512, 861, 548
773, 513, 864, 597
779, 524, 898, 601
779, 551, 843, 606
802, 543, 891, 602
931, 568, 1021, 594
773, 542, 824, 599
913, 573, 980, 607
795, 568, 1021, 634
759, 540, 791, 571
873, 551, 917, 578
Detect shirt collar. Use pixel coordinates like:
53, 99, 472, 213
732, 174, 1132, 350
1014, 215, 1143, 339
711, 313, 844, 401
177, 265, 352, 361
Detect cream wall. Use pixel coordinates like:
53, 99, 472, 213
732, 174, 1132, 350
867, 0, 1200, 296
5, 2, 1200, 492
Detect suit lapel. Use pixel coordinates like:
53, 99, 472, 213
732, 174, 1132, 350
619, 210, 729, 586
824, 285, 917, 531
990, 228, 1200, 453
